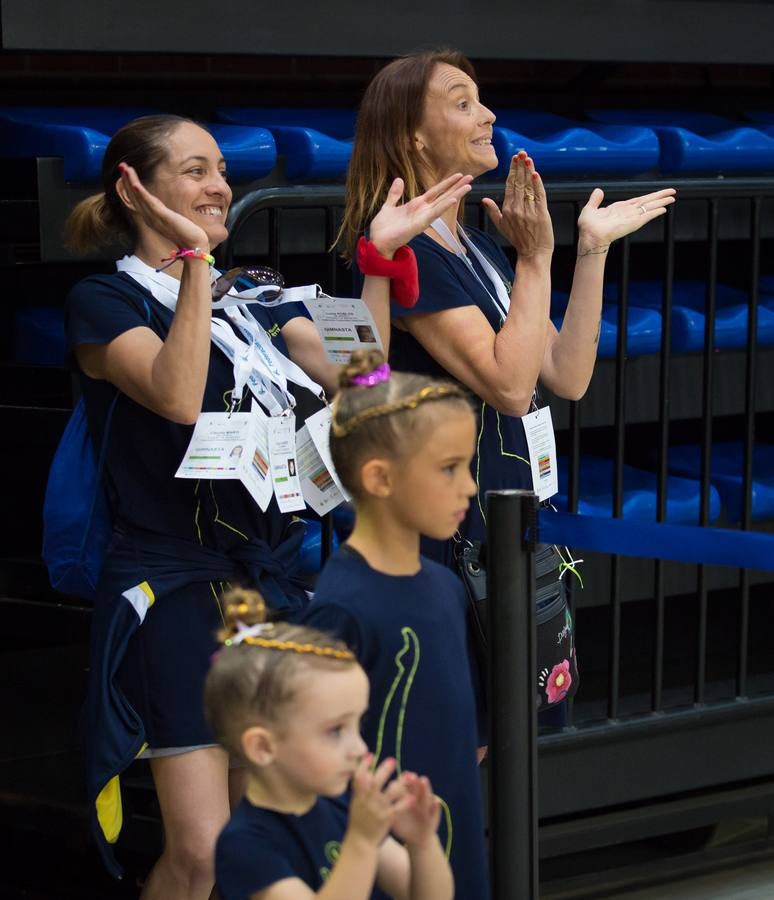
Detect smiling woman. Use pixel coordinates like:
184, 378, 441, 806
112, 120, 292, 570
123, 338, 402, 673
340, 48, 677, 561
61, 114, 473, 900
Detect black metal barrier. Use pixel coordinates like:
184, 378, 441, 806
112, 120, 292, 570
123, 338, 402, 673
487, 489, 540, 900
486, 489, 774, 898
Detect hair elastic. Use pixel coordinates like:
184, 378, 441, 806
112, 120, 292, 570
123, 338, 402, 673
350, 363, 391, 387
157, 247, 215, 272
356, 237, 419, 308
226, 620, 275, 647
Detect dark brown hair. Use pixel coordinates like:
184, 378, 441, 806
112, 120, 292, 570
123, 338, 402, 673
337, 48, 477, 260
330, 350, 471, 496
204, 587, 357, 761
64, 114, 197, 254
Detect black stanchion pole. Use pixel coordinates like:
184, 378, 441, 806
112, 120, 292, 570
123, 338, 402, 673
487, 489, 538, 900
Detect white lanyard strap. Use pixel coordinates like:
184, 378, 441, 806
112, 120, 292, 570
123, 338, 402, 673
209, 318, 287, 416
430, 218, 511, 321
116, 255, 324, 414
225, 304, 325, 402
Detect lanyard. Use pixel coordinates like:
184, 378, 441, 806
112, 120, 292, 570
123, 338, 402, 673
429, 226, 539, 413
116, 255, 324, 415
430, 218, 511, 321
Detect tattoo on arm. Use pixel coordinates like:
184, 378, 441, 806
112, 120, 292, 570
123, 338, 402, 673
594, 317, 601, 345
577, 244, 609, 258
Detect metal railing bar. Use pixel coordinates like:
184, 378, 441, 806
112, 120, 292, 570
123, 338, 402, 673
269, 207, 281, 272
652, 207, 675, 713
736, 196, 761, 698
608, 236, 630, 720
694, 198, 719, 707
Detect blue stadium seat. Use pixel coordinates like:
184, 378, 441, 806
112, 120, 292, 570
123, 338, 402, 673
603, 280, 774, 352
588, 110, 774, 174
0, 107, 276, 181
555, 456, 722, 523
217, 108, 354, 179
298, 519, 340, 575
551, 293, 662, 358
218, 108, 357, 139
668, 442, 774, 522
490, 110, 659, 177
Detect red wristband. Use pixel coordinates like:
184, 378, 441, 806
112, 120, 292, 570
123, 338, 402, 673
356, 237, 419, 308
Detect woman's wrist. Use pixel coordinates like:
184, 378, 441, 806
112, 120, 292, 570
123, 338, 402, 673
157, 246, 213, 272
577, 241, 609, 258
515, 248, 553, 270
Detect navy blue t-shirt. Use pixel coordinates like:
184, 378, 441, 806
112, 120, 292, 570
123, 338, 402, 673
304, 547, 490, 900
390, 228, 533, 558
216, 796, 357, 900
65, 270, 303, 550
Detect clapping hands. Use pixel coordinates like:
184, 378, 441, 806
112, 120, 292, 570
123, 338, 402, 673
482, 151, 554, 259
348, 755, 440, 850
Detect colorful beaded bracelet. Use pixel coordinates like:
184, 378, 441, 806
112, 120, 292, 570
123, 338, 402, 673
156, 247, 215, 272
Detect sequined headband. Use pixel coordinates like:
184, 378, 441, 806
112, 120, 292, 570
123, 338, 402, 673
224, 617, 354, 661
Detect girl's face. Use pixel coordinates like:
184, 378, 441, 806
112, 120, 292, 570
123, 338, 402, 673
269, 665, 369, 803
414, 63, 497, 183
144, 121, 232, 249
387, 406, 477, 541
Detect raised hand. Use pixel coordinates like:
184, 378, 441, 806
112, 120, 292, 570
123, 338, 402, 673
482, 151, 554, 259
390, 772, 442, 849
577, 187, 677, 254
369, 173, 473, 258
117, 162, 210, 253
347, 755, 413, 847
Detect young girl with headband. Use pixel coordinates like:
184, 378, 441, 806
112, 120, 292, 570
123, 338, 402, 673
303, 350, 489, 900
206, 587, 453, 900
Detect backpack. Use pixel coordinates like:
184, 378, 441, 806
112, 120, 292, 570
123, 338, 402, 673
42, 393, 119, 599
42, 285, 152, 599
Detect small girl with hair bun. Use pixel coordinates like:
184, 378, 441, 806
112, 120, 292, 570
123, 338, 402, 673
303, 350, 489, 900
207, 586, 453, 900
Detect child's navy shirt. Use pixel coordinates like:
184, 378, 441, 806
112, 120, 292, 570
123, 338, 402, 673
304, 547, 490, 900
216, 796, 358, 899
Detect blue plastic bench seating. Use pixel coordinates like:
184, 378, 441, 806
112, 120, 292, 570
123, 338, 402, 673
602, 280, 774, 352
216, 107, 662, 180
0, 107, 276, 182
217, 108, 354, 180
550, 290, 662, 358
490, 110, 659, 178
588, 110, 774, 175
555, 455, 722, 524
298, 518, 340, 575
668, 442, 774, 523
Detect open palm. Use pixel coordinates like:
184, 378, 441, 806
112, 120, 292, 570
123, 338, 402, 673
369, 174, 472, 257
578, 187, 677, 247
117, 162, 209, 251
